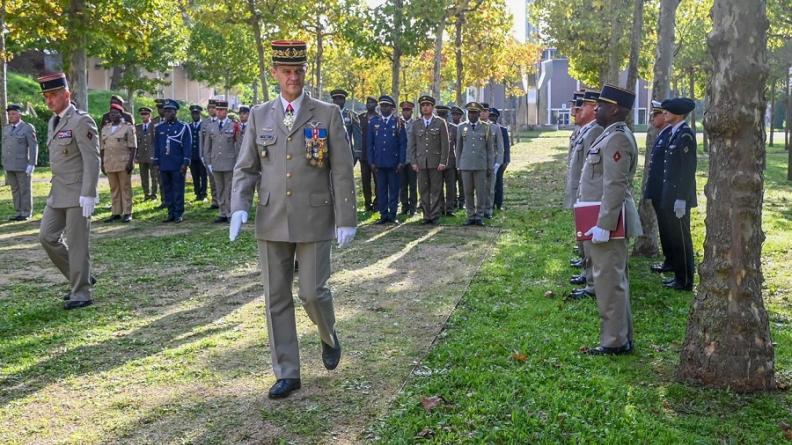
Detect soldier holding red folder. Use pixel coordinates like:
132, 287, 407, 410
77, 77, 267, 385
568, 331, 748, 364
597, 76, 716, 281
576, 84, 643, 356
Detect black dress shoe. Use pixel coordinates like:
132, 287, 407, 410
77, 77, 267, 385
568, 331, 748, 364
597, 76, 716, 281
583, 342, 633, 356
664, 280, 693, 291
16, 215, 31, 221
213, 216, 229, 223
321, 331, 342, 370
174, 216, 184, 223
475, 219, 484, 226
7, 215, 19, 221
375, 218, 388, 225
662, 277, 676, 285
650, 263, 673, 273
463, 219, 475, 226
483, 214, 492, 219
268, 378, 301, 399
63, 293, 71, 301
569, 288, 595, 300
64, 300, 93, 310
90, 275, 97, 286
121, 214, 132, 223
570, 258, 584, 268
104, 214, 121, 223
570, 274, 586, 285
158, 203, 168, 209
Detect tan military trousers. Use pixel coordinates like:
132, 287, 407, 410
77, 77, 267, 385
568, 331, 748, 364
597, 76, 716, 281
213, 170, 233, 217
258, 240, 336, 379
208, 170, 219, 206
485, 167, 497, 216
5, 170, 32, 217
460, 170, 488, 220
441, 167, 457, 214
587, 238, 633, 348
139, 162, 159, 197
418, 168, 443, 221
107, 170, 133, 215
39, 206, 92, 301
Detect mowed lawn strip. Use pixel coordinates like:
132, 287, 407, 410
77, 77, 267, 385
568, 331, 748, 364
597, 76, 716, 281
0, 165, 498, 444
373, 137, 792, 444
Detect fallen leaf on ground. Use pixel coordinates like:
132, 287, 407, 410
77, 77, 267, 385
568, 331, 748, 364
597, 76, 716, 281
420, 395, 446, 412
415, 428, 435, 439
544, 290, 555, 298
779, 421, 791, 431
511, 351, 529, 362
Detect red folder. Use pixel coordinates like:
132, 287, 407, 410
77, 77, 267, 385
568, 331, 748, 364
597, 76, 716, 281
574, 201, 625, 241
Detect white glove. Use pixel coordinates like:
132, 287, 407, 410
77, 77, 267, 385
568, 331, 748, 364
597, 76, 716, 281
336, 226, 357, 248
229, 210, 248, 241
207, 165, 213, 174
674, 200, 686, 219
585, 226, 610, 244
25, 165, 34, 175
493, 163, 500, 174
79, 196, 96, 218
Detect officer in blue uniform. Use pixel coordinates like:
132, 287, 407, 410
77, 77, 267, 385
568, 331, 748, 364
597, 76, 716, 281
490, 108, 510, 210
153, 99, 192, 223
188, 104, 207, 202
367, 95, 407, 224
644, 100, 674, 274
659, 97, 697, 291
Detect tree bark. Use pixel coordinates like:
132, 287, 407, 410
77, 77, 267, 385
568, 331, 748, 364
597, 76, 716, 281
633, 0, 679, 257
315, 20, 324, 100
0, 0, 8, 127
689, 68, 696, 132
624, 0, 644, 129
676, 0, 774, 392
603, 0, 626, 86
247, 0, 269, 103
768, 78, 775, 146
391, 0, 404, 101
110, 66, 123, 91
66, 0, 89, 111
454, 5, 466, 105
431, 12, 447, 99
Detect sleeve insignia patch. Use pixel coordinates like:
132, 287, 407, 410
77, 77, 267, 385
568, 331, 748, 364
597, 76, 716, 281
613, 151, 621, 162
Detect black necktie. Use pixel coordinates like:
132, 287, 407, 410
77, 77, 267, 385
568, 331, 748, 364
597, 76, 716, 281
219, 121, 224, 131
53, 116, 60, 130
144, 124, 148, 133
471, 123, 476, 131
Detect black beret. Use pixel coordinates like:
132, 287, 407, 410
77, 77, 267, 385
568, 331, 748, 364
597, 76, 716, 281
661, 97, 695, 115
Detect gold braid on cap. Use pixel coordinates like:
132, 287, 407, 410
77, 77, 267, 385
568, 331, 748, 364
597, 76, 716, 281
272, 48, 307, 58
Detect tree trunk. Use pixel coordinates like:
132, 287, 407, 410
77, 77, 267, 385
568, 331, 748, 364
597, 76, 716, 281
689, 68, 696, 132
391, 0, 404, 101
676, 0, 774, 392
66, 0, 89, 111
603, 0, 626, 86
0, 0, 8, 127
633, 0, 680, 257
454, 6, 465, 105
624, 0, 644, 129
315, 25, 324, 100
110, 65, 123, 91
247, 0, 269, 103
769, 78, 775, 146
252, 80, 258, 104
431, 12, 447, 99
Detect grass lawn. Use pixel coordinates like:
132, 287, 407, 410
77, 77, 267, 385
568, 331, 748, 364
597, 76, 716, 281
373, 137, 792, 443
1, 132, 790, 443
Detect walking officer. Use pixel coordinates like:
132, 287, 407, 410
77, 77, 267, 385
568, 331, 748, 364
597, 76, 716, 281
408, 95, 450, 225
659, 97, 697, 291
153, 99, 191, 223
455, 102, 494, 226
435, 105, 458, 216
578, 84, 642, 355
204, 99, 240, 223
136, 107, 159, 201
188, 105, 208, 202
100, 103, 137, 223
369, 95, 408, 224
2, 104, 38, 221
37, 72, 100, 310
229, 40, 357, 399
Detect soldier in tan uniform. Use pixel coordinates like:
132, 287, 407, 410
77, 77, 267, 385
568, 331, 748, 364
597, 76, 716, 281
567, 90, 604, 299
408, 95, 450, 225
229, 40, 357, 399
578, 84, 642, 355
201, 99, 220, 209
2, 104, 38, 221
479, 104, 504, 219
101, 103, 137, 223
204, 100, 240, 223
136, 107, 159, 201
435, 105, 457, 216
37, 72, 100, 310
455, 102, 494, 226
567, 91, 585, 270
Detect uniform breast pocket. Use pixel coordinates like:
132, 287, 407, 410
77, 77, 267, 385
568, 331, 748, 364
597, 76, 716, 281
586, 150, 602, 176
256, 134, 276, 160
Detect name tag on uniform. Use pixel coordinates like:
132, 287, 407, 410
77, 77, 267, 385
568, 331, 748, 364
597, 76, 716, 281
56, 130, 73, 139
257, 133, 275, 143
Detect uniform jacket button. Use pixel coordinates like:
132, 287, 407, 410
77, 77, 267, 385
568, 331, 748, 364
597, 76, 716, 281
286, 190, 292, 196
286, 154, 292, 160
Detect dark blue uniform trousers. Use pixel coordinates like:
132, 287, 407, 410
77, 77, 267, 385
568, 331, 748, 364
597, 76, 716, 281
375, 167, 400, 221
161, 170, 186, 218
